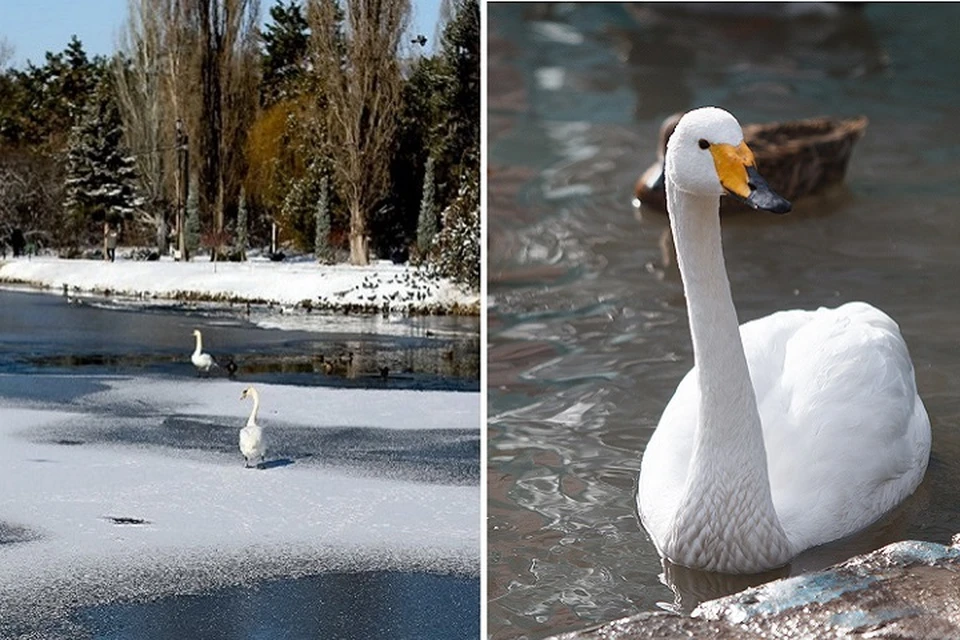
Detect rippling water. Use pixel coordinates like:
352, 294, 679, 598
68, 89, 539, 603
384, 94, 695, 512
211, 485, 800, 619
487, 3, 960, 638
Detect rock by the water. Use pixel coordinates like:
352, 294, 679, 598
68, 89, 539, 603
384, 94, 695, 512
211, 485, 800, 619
548, 536, 960, 639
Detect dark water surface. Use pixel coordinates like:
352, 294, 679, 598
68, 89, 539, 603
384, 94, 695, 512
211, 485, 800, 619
79, 571, 479, 640
0, 288, 479, 391
488, 3, 960, 639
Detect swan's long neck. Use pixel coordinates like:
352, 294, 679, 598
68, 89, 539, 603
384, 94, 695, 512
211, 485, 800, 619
246, 389, 260, 427
665, 183, 792, 573
193, 332, 203, 356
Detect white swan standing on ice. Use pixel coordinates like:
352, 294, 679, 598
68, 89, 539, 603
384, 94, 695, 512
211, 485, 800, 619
239, 386, 266, 468
637, 107, 931, 574
191, 329, 217, 375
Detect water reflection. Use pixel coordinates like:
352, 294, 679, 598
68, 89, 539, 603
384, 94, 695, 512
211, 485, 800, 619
659, 560, 789, 614
488, 3, 960, 638
0, 289, 479, 391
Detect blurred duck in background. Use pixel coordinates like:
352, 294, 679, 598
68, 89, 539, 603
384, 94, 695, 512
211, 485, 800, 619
634, 113, 868, 214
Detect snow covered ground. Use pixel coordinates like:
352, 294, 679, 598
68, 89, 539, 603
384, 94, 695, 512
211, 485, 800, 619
0, 374, 479, 635
0, 254, 479, 314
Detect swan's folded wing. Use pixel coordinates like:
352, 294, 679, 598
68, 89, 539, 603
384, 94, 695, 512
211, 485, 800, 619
752, 302, 930, 551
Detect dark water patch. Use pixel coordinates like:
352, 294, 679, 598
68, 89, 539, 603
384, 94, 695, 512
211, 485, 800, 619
0, 289, 478, 390
39, 417, 480, 486
21, 342, 479, 392
74, 571, 479, 640
24, 350, 479, 392
0, 521, 42, 545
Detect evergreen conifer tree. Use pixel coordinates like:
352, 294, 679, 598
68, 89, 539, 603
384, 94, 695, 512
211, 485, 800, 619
314, 175, 332, 263
261, 1, 310, 104
417, 155, 437, 256
63, 79, 140, 249
186, 177, 200, 258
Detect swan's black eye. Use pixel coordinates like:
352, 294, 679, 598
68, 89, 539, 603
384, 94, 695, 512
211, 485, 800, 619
698, 139, 710, 150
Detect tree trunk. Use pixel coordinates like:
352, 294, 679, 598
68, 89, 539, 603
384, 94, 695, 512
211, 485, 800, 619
349, 203, 369, 266
156, 217, 168, 255
198, 0, 224, 239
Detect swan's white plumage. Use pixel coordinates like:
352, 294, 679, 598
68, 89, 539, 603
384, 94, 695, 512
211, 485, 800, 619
240, 386, 266, 467
191, 329, 216, 373
637, 107, 930, 574
640, 303, 930, 557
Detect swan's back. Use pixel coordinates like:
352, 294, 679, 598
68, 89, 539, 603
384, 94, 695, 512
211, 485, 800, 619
639, 301, 930, 554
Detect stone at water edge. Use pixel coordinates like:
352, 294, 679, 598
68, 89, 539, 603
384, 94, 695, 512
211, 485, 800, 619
546, 535, 960, 640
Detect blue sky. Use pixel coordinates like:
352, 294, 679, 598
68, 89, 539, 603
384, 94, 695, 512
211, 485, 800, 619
1, 0, 443, 69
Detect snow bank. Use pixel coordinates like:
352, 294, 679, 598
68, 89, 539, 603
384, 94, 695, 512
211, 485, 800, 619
0, 255, 479, 314
0, 375, 479, 629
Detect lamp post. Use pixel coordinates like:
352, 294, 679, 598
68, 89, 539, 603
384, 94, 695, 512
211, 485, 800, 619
175, 118, 188, 260
175, 118, 189, 260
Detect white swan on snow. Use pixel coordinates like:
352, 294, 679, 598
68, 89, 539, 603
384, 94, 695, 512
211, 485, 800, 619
191, 329, 217, 375
239, 386, 266, 468
637, 106, 931, 574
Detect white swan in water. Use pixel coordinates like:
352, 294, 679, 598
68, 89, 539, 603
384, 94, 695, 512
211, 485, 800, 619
637, 107, 931, 574
239, 386, 266, 468
191, 329, 217, 375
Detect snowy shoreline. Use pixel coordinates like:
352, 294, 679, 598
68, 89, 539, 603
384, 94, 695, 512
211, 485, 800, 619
0, 255, 480, 315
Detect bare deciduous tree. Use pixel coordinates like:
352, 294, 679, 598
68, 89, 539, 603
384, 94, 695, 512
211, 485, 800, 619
0, 151, 65, 248
308, 0, 410, 265
195, 0, 260, 246
115, 0, 173, 252
114, 0, 259, 258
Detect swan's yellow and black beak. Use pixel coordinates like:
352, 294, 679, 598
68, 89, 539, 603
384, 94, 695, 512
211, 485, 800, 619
710, 141, 791, 214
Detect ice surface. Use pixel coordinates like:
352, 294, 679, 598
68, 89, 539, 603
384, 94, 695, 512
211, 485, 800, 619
0, 375, 479, 633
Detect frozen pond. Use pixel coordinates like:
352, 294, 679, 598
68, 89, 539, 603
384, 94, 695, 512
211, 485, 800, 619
0, 290, 479, 638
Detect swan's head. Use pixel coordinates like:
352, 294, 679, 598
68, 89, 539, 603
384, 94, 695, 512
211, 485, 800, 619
666, 107, 791, 214
192, 329, 201, 337
240, 386, 256, 400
